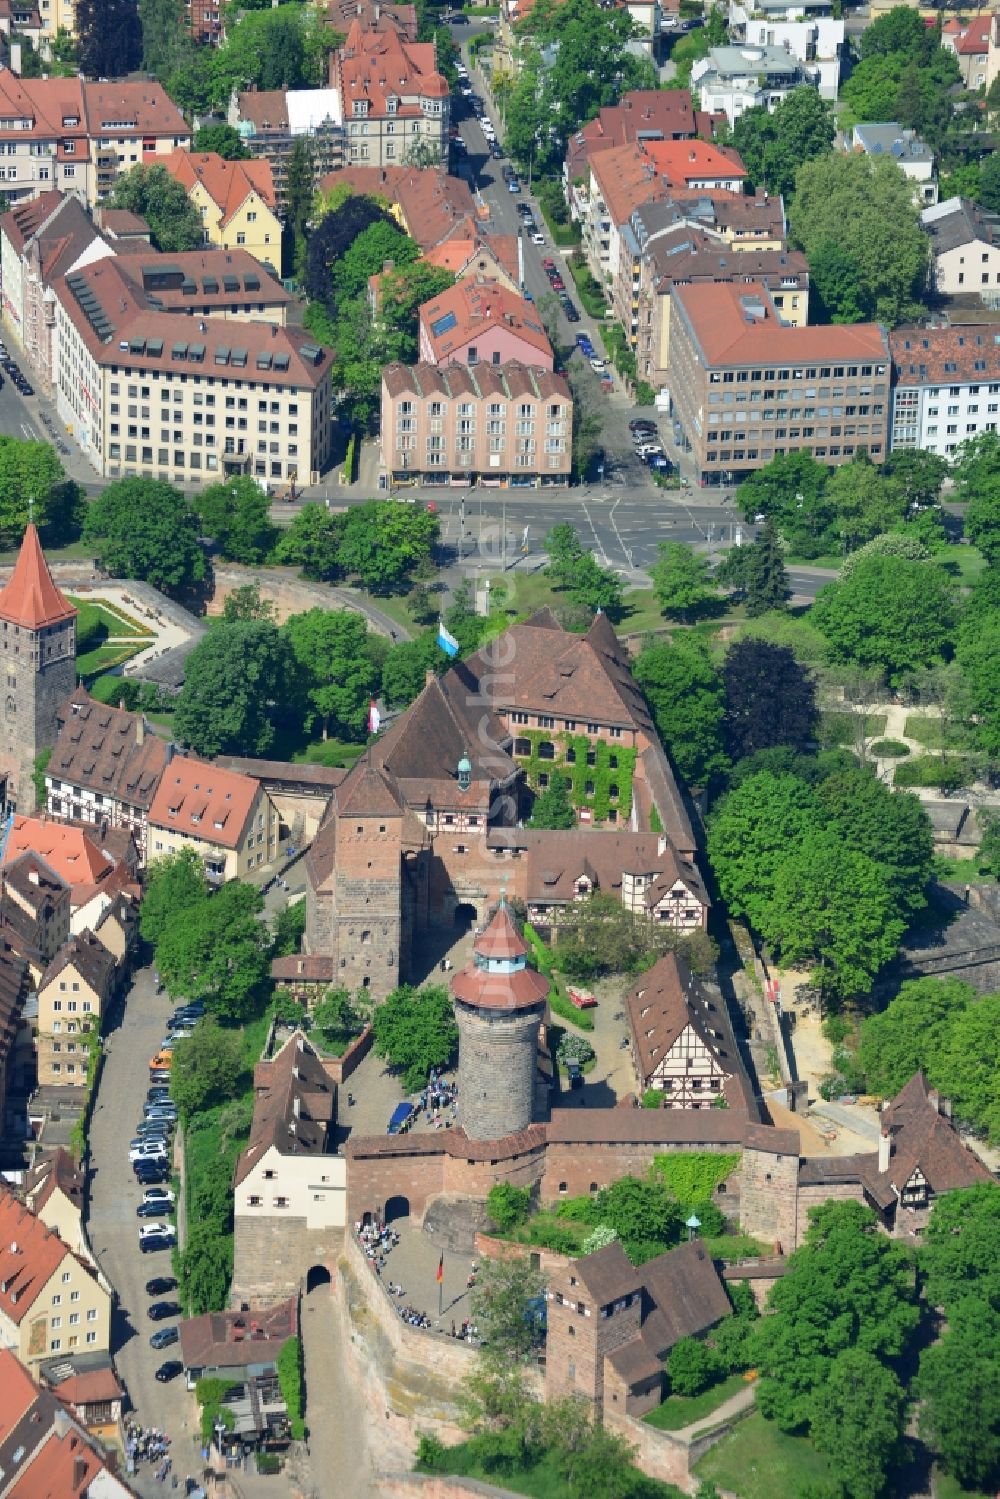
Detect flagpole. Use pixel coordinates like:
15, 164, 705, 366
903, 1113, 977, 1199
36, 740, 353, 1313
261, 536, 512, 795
438, 1268, 443, 1319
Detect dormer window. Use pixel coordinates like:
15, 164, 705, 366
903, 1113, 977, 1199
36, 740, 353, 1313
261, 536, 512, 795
386, 96, 397, 114
352, 100, 368, 117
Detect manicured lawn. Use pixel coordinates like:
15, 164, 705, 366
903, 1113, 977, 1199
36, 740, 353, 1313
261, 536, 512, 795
936, 1472, 990, 1499
903, 715, 975, 752
933, 853, 992, 885
784, 551, 844, 571
0, 538, 92, 564
76, 641, 146, 679
568, 258, 607, 319
644, 1373, 749, 1431
420, 1445, 685, 1498
693, 1411, 835, 1499
819, 709, 887, 747
67, 594, 153, 638
701, 1232, 774, 1261
938, 544, 986, 586
537, 197, 581, 249
292, 740, 366, 770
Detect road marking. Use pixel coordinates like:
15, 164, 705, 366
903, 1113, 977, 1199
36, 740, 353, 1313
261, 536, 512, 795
609, 498, 633, 569
579, 499, 611, 567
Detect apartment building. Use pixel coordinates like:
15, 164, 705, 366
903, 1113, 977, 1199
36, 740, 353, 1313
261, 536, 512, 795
0, 1195, 110, 1369
418, 279, 553, 370
921, 196, 1000, 301
563, 89, 712, 216
381, 360, 572, 485
622, 210, 808, 386
727, 0, 844, 99
118, 249, 291, 325
53, 256, 333, 485
942, 15, 991, 90
850, 123, 937, 208
581, 138, 747, 289
147, 755, 283, 882
186, 0, 222, 44
889, 324, 1000, 459
0, 192, 108, 370
230, 90, 346, 213
159, 149, 281, 270
0, 1348, 132, 1496
331, 21, 450, 169
668, 278, 890, 485
0, 73, 90, 203
691, 44, 820, 125
84, 81, 190, 204
36, 0, 75, 45
323, 162, 481, 251
36, 930, 116, 1087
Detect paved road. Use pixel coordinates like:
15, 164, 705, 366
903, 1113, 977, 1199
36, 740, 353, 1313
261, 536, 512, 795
301, 1279, 376, 1499
86, 964, 201, 1494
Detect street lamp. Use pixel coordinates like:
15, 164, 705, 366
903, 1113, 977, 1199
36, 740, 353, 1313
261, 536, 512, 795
685, 1214, 701, 1242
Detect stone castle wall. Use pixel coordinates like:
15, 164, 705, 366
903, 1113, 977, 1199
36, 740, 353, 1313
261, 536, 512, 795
230, 1214, 345, 1308
738, 1146, 799, 1251
541, 1135, 742, 1205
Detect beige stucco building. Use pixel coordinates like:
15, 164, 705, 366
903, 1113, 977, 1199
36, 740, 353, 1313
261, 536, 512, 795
36, 931, 116, 1087
0, 1192, 110, 1369
148, 756, 284, 883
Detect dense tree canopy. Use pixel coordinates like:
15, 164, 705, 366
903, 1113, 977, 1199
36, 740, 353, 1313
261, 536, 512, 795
155, 879, 273, 1022
194, 477, 278, 565
82, 479, 205, 597
707, 771, 826, 932
634, 638, 729, 786
732, 87, 834, 198
650, 542, 719, 622
789, 153, 930, 325
75, 0, 141, 77
192, 124, 250, 160
284, 608, 380, 741
0, 439, 70, 549
370, 984, 458, 1092
722, 639, 817, 762
817, 766, 933, 917
110, 166, 203, 253
811, 556, 957, 685
174, 619, 293, 757
140, 848, 208, 947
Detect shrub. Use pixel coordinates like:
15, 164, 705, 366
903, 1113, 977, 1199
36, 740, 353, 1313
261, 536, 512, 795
582, 1224, 619, 1254
276, 1336, 305, 1441
894, 755, 975, 791
642, 1088, 663, 1108
869, 738, 910, 758
486, 1183, 532, 1234
668, 1336, 722, 1396
556, 1034, 596, 1068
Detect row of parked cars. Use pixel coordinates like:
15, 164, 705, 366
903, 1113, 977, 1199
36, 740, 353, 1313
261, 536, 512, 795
131, 999, 205, 1382
630, 417, 670, 471
0, 341, 33, 397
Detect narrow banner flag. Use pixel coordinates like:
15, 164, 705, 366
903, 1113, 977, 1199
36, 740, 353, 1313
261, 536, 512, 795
436, 1254, 444, 1284
368, 698, 381, 735
437, 619, 460, 658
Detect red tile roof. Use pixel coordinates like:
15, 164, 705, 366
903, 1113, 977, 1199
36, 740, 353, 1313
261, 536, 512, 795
0, 1348, 38, 1439
673, 279, 888, 368
475, 900, 528, 960
564, 89, 698, 178
3, 818, 111, 890
0, 526, 76, 631
889, 323, 1000, 384
420, 279, 553, 366
0, 1193, 73, 1324
0, 191, 64, 256
5, 1424, 104, 1498
451, 906, 549, 1012
148, 756, 261, 849
590, 139, 746, 228
160, 148, 277, 224
81, 79, 189, 141
334, 26, 449, 116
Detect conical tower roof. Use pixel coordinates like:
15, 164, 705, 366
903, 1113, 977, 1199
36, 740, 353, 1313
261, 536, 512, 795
474, 898, 528, 961
0, 525, 76, 630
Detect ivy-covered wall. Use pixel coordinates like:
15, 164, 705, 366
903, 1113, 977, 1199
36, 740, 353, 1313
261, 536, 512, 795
515, 728, 637, 824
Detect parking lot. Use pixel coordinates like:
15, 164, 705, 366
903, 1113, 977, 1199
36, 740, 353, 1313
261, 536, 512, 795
86, 964, 201, 1493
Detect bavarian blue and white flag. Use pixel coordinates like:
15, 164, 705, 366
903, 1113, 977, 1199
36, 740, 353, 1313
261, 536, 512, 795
437, 619, 460, 657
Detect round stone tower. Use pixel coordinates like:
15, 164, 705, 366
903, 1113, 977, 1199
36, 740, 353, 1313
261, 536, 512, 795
451, 899, 549, 1141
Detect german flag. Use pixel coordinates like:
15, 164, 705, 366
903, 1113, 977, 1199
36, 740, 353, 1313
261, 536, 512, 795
436, 1254, 444, 1284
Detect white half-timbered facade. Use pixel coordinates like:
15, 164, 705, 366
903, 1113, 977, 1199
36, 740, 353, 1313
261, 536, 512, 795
625, 951, 749, 1110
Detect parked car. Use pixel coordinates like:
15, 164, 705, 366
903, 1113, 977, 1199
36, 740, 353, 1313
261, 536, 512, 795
146, 1276, 178, 1296
491, 144, 503, 159
590, 357, 608, 372
150, 1327, 179, 1350
530, 232, 545, 246
129, 1140, 167, 1163
140, 1222, 176, 1243
148, 1301, 182, 1322
567, 986, 597, 1010
566, 1061, 583, 1089
137, 1200, 173, 1218
141, 1233, 175, 1255
134, 1163, 170, 1186
629, 418, 657, 434
508, 178, 521, 193
562, 302, 580, 323
155, 1360, 183, 1382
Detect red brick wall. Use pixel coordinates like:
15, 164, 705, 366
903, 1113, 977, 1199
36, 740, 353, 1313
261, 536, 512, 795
541, 1138, 738, 1204
347, 1147, 449, 1226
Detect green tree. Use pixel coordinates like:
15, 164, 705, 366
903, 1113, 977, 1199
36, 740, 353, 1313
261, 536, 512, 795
741, 517, 789, 616
193, 123, 250, 159
818, 766, 933, 917
140, 847, 207, 947
381, 634, 439, 709
333, 219, 419, 302
706, 772, 825, 931
155, 879, 272, 1022
370, 984, 458, 1091
567, 553, 624, 617
545, 522, 585, 589
527, 772, 577, 830
194, 476, 278, 565
138, 0, 187, 76
0, 439, 67, 548
165, 51, 216, 116
752, 1200, 920, 1431
859, 977, 974, 1097
169, 1018, 246, 1120
825, 456, 906, 552
812, 556, 957, 686
285, 137, 315, 250
732, 87, 834, 198
651, 542, 719, 622
668, 1337, 722, 1396
589, 1175, 683, 1262
470, 1252, 547, 1361
979, 152, 1000, 214
935, 994, 1000, 1142
553, 890, 715, 983
271, 503, 343, 581
635, 638, 729, 786
222, 582, 276, 624
859, 5, 932, 60
916, 1297, 1000, 1492
283, 608, 379, 740
83, 478, 205, 597
810, 239, 866, 325
810, 1348, 905, 1499
311, 986, 367, 1049
953, 429, 1000, 505
736, 451, 835, 557
722, 639, 817, 761
336, 500, 438, 593
271, 899, 306, 957
964, 480, 1000, 564
174, 619, 292, 756
789, 152, 930, 325
920, 1184, 1000, 1314
178, 1221, 233, 1317
883, 448, 947, 509
110, 165, 203, 253
769, 833, 905, 999
486, 1183, 532, 1234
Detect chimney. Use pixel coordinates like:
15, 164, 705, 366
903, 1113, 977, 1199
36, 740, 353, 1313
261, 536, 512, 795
878, 1126, 891, 1174
425, 669, 435, 686
293, 1094, 301, 1118
136, 718, 144, 747
941, 1095, 952, 1119
928, 1088, 940, 1114
28, 870, 39, 886
72, 1456, 88, 1490
53, 1408, 70, 1437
